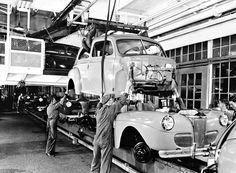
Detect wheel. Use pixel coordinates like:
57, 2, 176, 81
132, 142, 152, 163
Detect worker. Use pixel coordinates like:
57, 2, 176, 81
45, 94, 67, 157
90, 93, 129, 173
229, 94, 236, 121
13, 80, 26, 113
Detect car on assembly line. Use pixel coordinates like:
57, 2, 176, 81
66, 32, 229, 163
201, 119, 236, 173
44, 43, 80, 75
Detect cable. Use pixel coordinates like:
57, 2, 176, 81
101, 0, 116, 96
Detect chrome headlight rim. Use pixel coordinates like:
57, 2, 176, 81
66, 101, 72, 108
219, 114, 228, 127
161, 115, 175, 131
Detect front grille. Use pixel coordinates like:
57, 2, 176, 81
204, 130, 218, 145
193, 117, 206, 148
174, 133, 193, 147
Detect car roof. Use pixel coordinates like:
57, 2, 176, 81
93, 34, 158, 43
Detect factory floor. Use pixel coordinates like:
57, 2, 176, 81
0, 111, 125, 173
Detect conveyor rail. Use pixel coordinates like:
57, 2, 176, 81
26, 110, 204, 173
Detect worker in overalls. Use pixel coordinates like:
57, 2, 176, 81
45, 94, 67, 157
90, 93, 128, 173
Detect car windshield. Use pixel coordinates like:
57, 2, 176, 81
117, 39, 165, 56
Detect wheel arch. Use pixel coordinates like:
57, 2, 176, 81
67, 68, 82, 95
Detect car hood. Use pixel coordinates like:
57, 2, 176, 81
116, 110, 190, 130
121, 55, 176, 69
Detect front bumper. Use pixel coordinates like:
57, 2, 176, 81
158, 143, 209, 158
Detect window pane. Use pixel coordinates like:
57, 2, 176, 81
203, 41, 207, 50
183, 54, 188, 62
231, 34, 236, 44
187, 100, 193, 109
220, 94, 228, 100
230, 44, 236, 55
195, 52, 201, 60
188, 73, 194, 85
220, 78, 228, 93
230, 78, 236, 93
221, 46, 229, 56
230, 61, 236, 76
213, 64, 220, 78
222, 36, 229, 46
188, 87, 194, 99
189, 53, 194, 61
196, 43, 201, 52
176, 48, 181, 56
213, 38, 220, 48
181, 74, 187, 86
213, 79, 220, 93
195, 92, 201, 99
0, 55, 4, 64
213, 48, 220, 57
171, 49, 175, 57
212, 94, 219, 107
221, 63, 229, 77
183, 46, 188, 54
0, 43, 5, 54
195, 101, 201, 109
202, 51, 207, 59
196, 73, 202, 85
165, 51, 170, 57
181, 87, 186, 98
189, 44, 194, 53
176, 56, 180, 63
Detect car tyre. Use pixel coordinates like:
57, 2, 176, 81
132, 141, 152, 163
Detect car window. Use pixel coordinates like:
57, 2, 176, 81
92, 41, 113, 57
117, 39, 165, 56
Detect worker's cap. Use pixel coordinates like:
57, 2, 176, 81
102, 94, 115, 105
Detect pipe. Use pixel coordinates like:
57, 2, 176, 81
148, 0, 225, 30
134, 0, 196, 25
149, 0, 236, 37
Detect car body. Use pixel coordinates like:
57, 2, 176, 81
201, 119, 236, 173
31, 94, 49, 112
44, 43, 80, 75
68, 34, 176, 97
66, 33, 228, 163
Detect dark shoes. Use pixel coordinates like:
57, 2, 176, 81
46, 153, 55, 157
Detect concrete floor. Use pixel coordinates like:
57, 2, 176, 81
0, 111, 126, 173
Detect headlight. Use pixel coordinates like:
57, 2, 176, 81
66, 101, 72, 108
219, 114, 228, 126
161, 115, 175, 131
39, 98, 43, 102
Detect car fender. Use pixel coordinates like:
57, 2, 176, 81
114, 111, 195, 151
68, 68, 82, 95
114, 121, 161, 149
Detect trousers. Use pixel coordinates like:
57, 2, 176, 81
90, 142, 113, 173
45, 118, 57, 154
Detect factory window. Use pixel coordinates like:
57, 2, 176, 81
180, 73, 202, 109
213, 34, 236, 58
212, 61, 236, 104
165, 41, 207, 64
0, 42, 5, 64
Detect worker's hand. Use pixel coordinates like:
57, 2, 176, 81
119, 93, 129, 105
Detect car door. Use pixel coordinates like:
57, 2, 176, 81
87, 40, 115, 95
